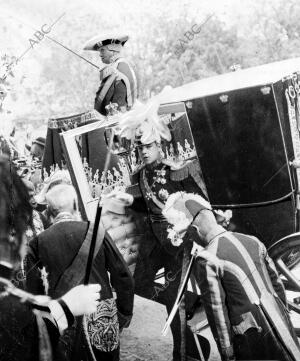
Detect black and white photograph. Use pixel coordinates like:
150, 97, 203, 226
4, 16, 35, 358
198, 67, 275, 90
1, 0, 300, 360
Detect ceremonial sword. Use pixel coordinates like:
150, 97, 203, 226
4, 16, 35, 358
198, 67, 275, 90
162, 245, 199, 336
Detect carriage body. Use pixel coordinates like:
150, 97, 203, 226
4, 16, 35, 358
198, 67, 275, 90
159, 58, 300, 249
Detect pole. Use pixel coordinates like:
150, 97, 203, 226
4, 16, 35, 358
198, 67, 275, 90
72, 128, 115, 360
162, 248, 198, 336
83, 128, 115, 284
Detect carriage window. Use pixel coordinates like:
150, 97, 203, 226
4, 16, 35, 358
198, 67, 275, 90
187, 87, 291, 205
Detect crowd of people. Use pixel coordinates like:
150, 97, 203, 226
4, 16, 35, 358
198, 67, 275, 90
1, 32, 300, 361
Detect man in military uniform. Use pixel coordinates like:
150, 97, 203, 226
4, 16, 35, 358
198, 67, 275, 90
164, 194, 300, 361
83, 33, 138, 116
120, 105, 210, 360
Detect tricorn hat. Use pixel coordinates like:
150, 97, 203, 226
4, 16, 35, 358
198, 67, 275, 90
83, 33, 129, 52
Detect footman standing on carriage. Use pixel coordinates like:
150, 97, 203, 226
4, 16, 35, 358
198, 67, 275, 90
116, 98, 210, 361
163, 192, 300, 361
83, 33, 138, 115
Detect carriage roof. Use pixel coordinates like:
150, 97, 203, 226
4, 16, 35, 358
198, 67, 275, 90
160, 57, 300, 104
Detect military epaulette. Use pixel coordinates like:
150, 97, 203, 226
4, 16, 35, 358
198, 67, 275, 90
162, 158, 200, 181
163, 158, 208, 196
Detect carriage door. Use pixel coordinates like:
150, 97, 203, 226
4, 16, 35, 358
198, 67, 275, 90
158, 101, 208, 197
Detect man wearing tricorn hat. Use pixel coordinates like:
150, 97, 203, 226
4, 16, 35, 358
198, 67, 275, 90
83, 33, 138, 116
116, 97, 210, 361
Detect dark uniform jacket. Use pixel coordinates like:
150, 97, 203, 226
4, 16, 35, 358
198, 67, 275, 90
94, 58, 138, 116
26, 221, 134, 322
26, 220, 134, 360
0, 295, 40, 361
191, 225, 300, 361
0, 267, 59, 361
129, 158, 207, 254
127, 158, 210, 361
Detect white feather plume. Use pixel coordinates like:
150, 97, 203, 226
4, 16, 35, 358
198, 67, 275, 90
114, 86, 173, 143
162, 191, 212, 246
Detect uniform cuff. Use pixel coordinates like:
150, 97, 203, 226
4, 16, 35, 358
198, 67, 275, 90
49, 300, 68, 334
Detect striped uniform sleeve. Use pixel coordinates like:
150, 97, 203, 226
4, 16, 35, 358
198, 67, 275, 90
260, 242, 287, 306
197, 257, 235, 361
116, 61, 138, 108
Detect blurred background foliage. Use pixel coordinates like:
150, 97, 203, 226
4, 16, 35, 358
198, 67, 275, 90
1, 0, 300, 132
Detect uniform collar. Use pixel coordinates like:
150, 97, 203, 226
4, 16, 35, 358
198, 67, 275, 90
145, 159, 162, 170
53, 212, 77, 224
205, 225, 227, 244
110, 54, 122, 63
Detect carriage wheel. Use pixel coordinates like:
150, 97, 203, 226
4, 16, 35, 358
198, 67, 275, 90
268, 233, 300, 291
268, 233, 300, 336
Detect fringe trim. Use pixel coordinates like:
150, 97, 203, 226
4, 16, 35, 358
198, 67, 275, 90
170, 159, 207, 196
170, 160, 199, 181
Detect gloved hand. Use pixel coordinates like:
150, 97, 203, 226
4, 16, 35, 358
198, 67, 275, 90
61, 284, 101, 316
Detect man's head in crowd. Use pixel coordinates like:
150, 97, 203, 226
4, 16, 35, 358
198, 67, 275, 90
30, 137, 45, 161
0, 155, 33, 265
22, 178, 38, 209
45, 184, 80, 221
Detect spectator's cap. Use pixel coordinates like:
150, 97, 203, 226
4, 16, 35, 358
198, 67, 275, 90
83, 33, 129, 52
26, 137, 46, 152
32, 137, 46, 148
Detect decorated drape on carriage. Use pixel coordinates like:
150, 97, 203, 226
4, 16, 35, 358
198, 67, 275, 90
42, 110, 119, 177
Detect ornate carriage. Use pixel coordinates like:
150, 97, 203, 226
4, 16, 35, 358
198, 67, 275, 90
43, 57, 300, 313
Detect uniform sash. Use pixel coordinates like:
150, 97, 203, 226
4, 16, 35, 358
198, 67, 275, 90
54, 221, 105, 297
